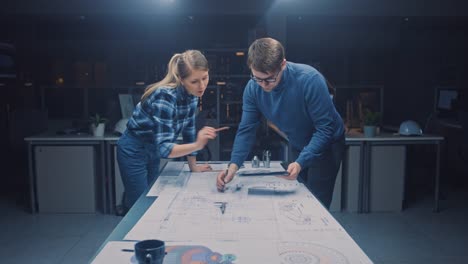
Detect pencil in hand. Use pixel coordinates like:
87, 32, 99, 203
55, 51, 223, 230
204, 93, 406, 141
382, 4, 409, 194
214, 126, 230, 132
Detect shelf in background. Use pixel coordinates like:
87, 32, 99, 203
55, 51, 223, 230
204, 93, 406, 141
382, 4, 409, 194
39, 84, 148, 90
221, 148, 233, 153
221, 100, 242, 104
219, 123, 239, 127
203, 48, 247, 53
211, 74, 250, 79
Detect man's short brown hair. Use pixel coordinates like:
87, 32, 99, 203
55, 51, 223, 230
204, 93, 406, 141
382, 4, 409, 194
247, 37, 285, 74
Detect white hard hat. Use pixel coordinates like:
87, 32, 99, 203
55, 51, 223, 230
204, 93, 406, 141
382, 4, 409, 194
114, 118, 129, 135
399, 120, 423, 136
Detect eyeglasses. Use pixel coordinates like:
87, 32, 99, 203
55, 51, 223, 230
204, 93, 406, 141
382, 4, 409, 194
251, 69, 281, 84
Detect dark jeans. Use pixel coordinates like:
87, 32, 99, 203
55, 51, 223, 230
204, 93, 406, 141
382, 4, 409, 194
117, 131, 160, 209
291, 134, 345, 209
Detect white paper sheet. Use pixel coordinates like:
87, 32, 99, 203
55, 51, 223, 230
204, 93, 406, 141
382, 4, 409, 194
130, 175, 341, 242
117, 161, 373, 263
146, 175, 190, 197
93, 239, 373, 264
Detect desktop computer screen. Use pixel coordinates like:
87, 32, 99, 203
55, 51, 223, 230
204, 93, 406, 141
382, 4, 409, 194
437, 89, 458, 111
435, 87, 459, 119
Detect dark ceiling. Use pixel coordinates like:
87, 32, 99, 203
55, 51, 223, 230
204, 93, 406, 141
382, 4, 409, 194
1, 0, 468, 16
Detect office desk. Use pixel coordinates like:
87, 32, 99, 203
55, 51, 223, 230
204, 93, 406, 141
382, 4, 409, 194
274, 129, 444, 213
346, 134, 444, 213
435, 117, 462, 130
92, 161, 373, 263
24, 134, 107, 214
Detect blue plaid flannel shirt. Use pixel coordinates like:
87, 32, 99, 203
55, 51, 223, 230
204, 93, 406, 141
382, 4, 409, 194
127, 86, 198, 158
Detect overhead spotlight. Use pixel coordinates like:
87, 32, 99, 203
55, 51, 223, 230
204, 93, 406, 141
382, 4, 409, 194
186, 16, 194, 24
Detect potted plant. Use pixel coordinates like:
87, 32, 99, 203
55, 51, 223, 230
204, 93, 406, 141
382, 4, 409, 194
89, 113, 108, 137
363, 110, 381, 137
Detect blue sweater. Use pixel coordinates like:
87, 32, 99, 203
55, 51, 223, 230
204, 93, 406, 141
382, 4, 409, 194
230, 62, 345, 169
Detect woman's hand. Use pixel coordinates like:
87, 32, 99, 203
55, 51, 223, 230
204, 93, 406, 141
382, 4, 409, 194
194, 126, 229, 150
169, 127, 228, 159
195, 126, 218, 150
191, 163, 213, 173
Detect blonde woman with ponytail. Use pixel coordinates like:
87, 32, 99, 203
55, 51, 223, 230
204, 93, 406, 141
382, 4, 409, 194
117, 50, 224, 210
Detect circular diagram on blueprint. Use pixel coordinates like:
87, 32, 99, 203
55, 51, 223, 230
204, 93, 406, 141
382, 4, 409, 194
279, 242, 349, 264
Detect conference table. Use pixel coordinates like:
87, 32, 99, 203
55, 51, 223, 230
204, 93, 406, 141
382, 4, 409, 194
92, 161, 373, 263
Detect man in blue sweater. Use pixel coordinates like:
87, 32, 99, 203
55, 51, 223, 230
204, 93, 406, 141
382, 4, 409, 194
216, 38, 345, 209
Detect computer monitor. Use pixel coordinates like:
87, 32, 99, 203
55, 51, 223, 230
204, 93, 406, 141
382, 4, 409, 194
118, 94, 136, 119
0, 43, 16, 79
435, 87, 458, 117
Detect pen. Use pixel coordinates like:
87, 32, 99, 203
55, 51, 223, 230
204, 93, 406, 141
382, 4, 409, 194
223, 169, 229, 191
214, 126, 230, 132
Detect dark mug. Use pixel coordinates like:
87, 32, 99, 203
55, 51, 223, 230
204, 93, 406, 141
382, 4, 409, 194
134, 239, 166, 264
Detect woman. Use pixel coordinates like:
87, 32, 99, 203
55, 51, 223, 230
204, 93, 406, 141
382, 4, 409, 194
117, 50, 219, 209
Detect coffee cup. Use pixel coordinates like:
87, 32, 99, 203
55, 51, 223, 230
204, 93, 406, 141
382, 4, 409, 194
134, 239, 165, 264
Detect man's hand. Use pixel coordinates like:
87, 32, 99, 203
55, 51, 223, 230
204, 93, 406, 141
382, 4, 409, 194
216, 164, 238, 191
279, 162, 302, 181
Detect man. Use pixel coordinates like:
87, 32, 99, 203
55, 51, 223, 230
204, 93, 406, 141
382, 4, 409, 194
216, 37, 345, 209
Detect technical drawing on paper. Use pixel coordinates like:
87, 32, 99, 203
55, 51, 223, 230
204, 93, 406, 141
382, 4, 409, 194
278, 242, 350, 264
127, 244, 236, 264
146, 173, 191, 197
163, 245, 236, 264
127, 174, 342, 242
278, 199, 314, 225
124, 168, 373, 263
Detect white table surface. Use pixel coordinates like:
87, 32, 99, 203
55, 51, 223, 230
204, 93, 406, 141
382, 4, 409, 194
93, 161, 374, 264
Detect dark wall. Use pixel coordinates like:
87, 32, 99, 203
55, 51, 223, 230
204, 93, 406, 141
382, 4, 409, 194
287, 16, 468, 126
0, 14, 258, 119
2, 13, 467, 126
2, 3, 468, 196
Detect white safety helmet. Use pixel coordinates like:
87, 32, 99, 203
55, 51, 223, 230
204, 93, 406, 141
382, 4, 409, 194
399, 120, 423, 136
114, 118, 129, 135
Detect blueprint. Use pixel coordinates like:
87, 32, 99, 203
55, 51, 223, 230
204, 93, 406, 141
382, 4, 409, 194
116, 162, 373, 263
94, 239, 371, 264
147, 161, 287, 196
